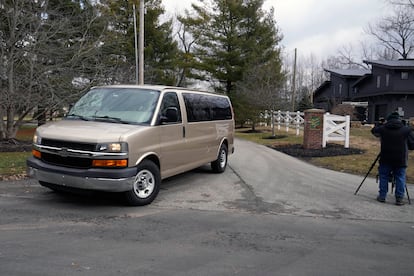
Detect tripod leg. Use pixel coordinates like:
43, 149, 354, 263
406, 185, 411, 204
355, 174, 370, 195
355, 154, 380, 195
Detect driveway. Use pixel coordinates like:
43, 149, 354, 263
228, 139, 414, 221
0, 138, 413, 275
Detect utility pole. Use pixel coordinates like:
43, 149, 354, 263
133, 4, 139, 85
139, 0, 144, 85
291, 48, 297, 111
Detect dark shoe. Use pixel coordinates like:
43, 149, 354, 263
376, 196, 386, 203
396, 197, 405, 206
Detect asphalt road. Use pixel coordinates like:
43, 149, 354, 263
1, 138, 413, 275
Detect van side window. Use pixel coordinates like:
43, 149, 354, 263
183, 93, 232, 122
160, 92, 182, 123
183, 93, 210, 122
211, 96, 232, 120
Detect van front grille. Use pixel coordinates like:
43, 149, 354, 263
41, 138, 96, 152
41, 152, 92, 169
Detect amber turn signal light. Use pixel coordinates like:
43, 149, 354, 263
92, 159, 128, 168
32, 149, 41, 159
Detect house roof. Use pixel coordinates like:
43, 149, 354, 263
352, 74, 371, 87
324, 68, 371, 77
364, 59, 414, 69
313, 80, 331, 97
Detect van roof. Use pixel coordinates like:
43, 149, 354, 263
93, 84, 181, 90
92, 85, 228, 97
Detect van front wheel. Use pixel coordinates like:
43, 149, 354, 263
125, 160, 161, 206
211, 144, 228, 173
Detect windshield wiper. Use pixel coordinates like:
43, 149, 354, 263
66, 113, 90, 121
92, 115, 130, 124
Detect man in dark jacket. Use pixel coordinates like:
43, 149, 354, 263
371, 112, 414, 205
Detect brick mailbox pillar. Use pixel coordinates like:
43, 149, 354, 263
303, 109, 325, 150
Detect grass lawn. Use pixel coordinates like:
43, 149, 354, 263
0, 152, 31, 177
0, 125, 35, 179
235, 125, 414, 184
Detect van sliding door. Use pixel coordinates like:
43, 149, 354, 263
182, 93, 218, 165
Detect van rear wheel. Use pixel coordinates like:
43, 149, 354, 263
125, 160, 161, 206
211, 144, 228, 173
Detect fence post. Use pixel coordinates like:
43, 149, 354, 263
345, 115, 350, 148
303, 109, 325, 149
322, 112, 328, 148
295, 111, 301, 136
277, 110, 281, 130
285, 111, 290, 132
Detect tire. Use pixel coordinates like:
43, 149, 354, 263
125, 160, 161, 206
211, 143, 228, 173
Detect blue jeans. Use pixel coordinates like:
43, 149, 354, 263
378, 164, 406, 199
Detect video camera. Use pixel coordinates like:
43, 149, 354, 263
374, 117, 385, 127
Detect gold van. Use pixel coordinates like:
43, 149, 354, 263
27, 85, 235, 205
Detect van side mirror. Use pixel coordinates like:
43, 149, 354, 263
160, 107, 179, 124
64, 103, 75, 117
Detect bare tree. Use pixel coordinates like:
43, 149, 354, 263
0, 0, 45, 139
236, 60, 286, 133
336, 44, 371, 69
283, 52, 329, 107
366, 6, 414, 59
0, 0, 104, 140
390, 0, 414, 7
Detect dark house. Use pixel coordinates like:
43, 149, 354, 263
313, 60, 414, 123
313, 69, 370, 112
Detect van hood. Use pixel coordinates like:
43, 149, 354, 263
36, 120, 147, 143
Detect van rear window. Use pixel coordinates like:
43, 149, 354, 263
182, 93, 232, 122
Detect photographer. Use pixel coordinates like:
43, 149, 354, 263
371, 112, 414, 205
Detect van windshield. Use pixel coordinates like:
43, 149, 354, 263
66, 88, 160, 125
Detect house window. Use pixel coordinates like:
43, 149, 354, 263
401, 72, 409, 80
339, 84, 342, 95
377, 75, 381, 88
385, 74, 390, 87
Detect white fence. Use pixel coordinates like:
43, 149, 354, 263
323, 113, 350, 148
262, 110, 350, 147
263, 110, 305, 135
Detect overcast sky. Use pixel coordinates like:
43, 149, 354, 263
162, 0, 392, 59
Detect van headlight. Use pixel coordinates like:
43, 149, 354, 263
96, 142, 128, 153
93, 142, 129, 168
33, 133, 41, 145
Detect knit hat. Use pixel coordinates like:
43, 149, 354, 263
387, 112, 400, 121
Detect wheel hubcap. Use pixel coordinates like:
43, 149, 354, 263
133, 169, 155, 199
219, 149, 227, 168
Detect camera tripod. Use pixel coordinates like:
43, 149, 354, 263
354, 153, 411, 204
